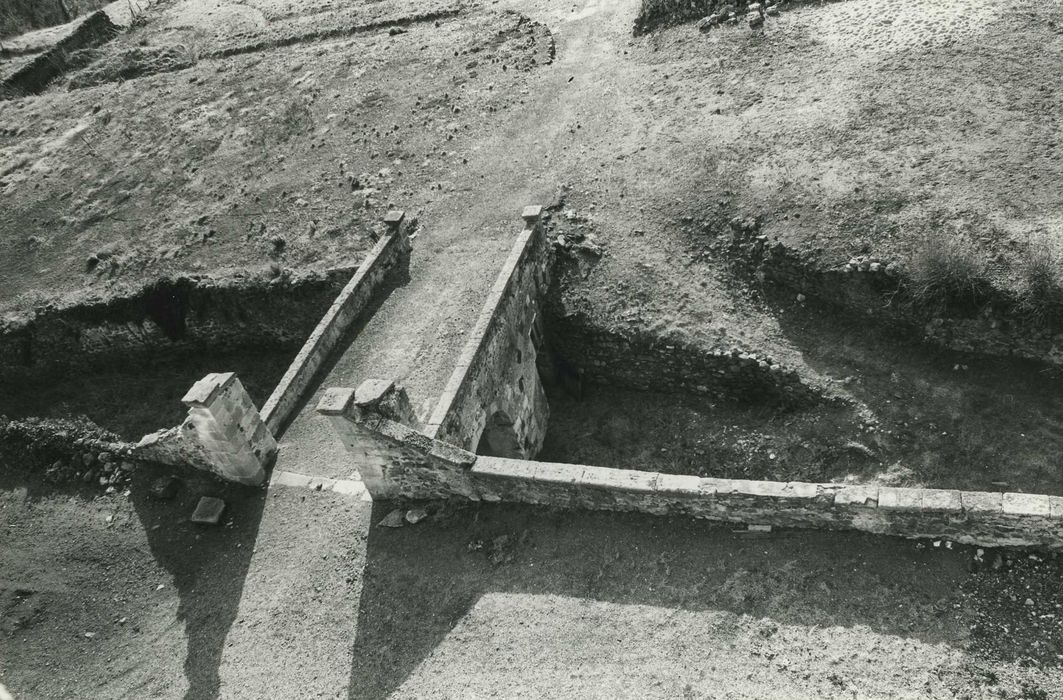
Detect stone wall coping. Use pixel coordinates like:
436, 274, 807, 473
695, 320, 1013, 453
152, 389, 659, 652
260, 214, 408, 434
466, 455, 1063, 524
424, 213, 539, 437
182, 372, 236, 406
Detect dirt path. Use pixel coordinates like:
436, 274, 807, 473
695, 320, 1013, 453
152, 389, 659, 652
274, 0, 644, 480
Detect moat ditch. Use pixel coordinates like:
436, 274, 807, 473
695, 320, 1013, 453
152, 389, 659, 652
5, 236, 1063, 499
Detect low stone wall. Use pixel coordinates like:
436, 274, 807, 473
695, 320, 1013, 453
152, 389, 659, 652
0, 415, 136, 491
259, 211, 412, 434
423, 206, 551, 458
321, 398, 1063, 549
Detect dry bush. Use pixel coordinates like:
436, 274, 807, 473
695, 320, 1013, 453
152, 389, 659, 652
906, 235, 992, 312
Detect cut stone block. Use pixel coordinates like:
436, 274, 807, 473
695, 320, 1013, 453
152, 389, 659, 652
191, 496, 226, 525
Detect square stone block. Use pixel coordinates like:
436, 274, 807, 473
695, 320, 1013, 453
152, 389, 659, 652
191, 497, 226, 525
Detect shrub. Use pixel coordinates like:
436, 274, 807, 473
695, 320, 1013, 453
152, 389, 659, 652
906, 235, 992, 312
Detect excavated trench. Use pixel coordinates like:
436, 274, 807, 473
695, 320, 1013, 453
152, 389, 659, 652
538, 239, 1063, 497
0, 268, 353, 439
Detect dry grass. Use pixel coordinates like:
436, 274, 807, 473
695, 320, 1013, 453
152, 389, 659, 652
906, 235, 992, 312
1016, 235, 1063, 328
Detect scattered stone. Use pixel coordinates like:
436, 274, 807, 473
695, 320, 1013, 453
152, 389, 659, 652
378, 509, 405, 528
149, 475, 179, 501
190, 496, 226, 525
405, 508, 428, 524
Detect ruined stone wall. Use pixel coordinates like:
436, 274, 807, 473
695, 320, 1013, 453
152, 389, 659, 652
423, 209, 551, 457
0, 267, 352, 384
259, 213, 411, 434
332, 410, 1063, 550
547, 309, 824, 409
752, 237, 1063, 367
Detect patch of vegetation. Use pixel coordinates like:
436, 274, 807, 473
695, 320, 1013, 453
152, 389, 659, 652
1016, 235, 1063, 329
905, 234, 993, 313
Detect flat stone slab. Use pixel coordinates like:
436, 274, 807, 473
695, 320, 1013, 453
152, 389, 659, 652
191, 496, 226, 525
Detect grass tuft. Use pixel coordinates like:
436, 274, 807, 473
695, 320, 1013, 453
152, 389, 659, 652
906, 235, 992, 312
1016, 235, 1063, 328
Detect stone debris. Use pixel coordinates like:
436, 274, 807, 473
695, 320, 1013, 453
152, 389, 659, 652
377, 509, 406, 528
190, 496, 226, 525
149, 475, 180, 501
405, 508, 428, 524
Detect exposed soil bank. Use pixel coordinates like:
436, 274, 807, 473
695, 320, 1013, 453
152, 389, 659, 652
0, 348, 290, 439
542, 294, 1063, 496
543, 266, 833, 411
1, 10, 118, 98
730, 225, 1063, 368
0, 0, 110, 39
0, 267, 352, 385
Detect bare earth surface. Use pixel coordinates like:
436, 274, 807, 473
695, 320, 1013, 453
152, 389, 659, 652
4, 0, 1063, 697
4, 469, 1063, 699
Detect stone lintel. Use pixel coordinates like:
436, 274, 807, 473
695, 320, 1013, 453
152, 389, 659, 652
383, 210, 405, 229
578, 466, 657, 493
921, 489, 963, 512
471, 457, 538, 481
535, 461, 581, 486
961, 491, 1003, 514
655, 473, 702, 497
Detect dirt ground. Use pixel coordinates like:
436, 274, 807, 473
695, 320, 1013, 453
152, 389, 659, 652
4, 466, 1063, 699
3, 0, 1063, 696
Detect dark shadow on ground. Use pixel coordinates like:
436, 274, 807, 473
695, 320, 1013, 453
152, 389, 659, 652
0, 349, 292, 440
130, 462, 266, 700
764, 289, 1063, 495
272, 251, 412, 439
346, 500, 1063, 699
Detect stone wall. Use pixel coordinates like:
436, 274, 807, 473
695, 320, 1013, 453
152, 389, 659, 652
136, 372, 277, 485
259, 211, 412, 434
0, 267, 353, 384
318, 382, 478, 500
0, 415, 136, 491
324, 403, 1063, 550
751, 234, 1063, 367
423, 206, 551, 458
547, 308, 826, 409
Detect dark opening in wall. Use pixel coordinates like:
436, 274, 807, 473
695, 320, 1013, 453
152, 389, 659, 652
476, 410, 522, 458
